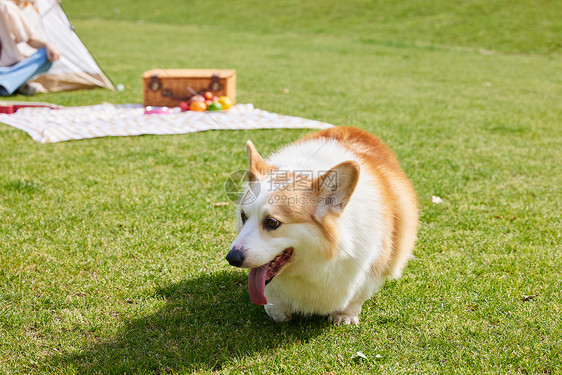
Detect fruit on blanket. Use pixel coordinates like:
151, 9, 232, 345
189, 101, 207, 111
182, 93, 232, 111
207, 102, 223, 111
203, 91, 214, 101
218, 96, 233, 110
180, 101, 190, 112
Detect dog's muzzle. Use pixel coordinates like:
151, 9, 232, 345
226, 245, 246, 267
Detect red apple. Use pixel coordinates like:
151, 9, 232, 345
180, 101, 190, 112
203, 91, 214, 101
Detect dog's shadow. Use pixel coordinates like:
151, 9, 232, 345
49, 271, 328, 373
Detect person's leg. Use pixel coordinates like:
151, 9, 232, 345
0, 48, 52, 96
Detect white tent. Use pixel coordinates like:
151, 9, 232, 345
19, 0, 114, 92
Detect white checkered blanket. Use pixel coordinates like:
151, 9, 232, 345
0, 103, 333, 143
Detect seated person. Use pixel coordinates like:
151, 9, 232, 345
0, 0, 60, 96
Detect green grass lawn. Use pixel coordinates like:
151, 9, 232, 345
1, 1, 561, 373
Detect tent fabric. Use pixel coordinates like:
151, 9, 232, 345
20, 0, 114, 92
0, 103, 334, 143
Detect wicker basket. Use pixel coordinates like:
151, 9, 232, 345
142, 69, 236, 107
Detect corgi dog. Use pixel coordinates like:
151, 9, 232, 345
226, 127, 418, 325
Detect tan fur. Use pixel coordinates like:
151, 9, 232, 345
300, 127, 419, 278
246, 140, 273, 180
266, 172, 341, 258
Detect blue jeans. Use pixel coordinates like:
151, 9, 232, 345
0, 48, 52, 96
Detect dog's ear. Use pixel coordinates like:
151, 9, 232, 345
246, 140, 270, 181
313, 160, 360, 218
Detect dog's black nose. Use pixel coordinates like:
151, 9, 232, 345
226, 247, 246, 267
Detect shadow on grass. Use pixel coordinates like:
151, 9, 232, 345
49, 271, 328, 373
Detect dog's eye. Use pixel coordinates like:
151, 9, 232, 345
264, 217, 281, 230
240, 211, 248, 224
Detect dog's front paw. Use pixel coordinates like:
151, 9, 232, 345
264, 303, 292, 323
329, 312, 360, 325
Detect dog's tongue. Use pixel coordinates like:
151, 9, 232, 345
248, 265, 268, 305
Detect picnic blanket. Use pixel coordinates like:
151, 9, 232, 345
0, 103, 333, 143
